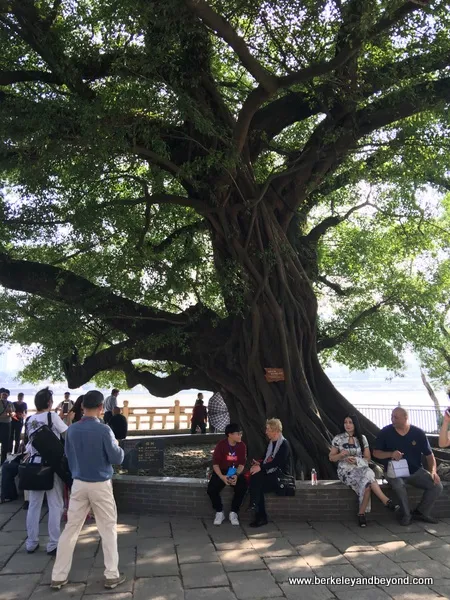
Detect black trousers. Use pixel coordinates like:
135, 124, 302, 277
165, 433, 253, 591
249, 471, 279, 518
191, 420, 206, 434
9, 420, 23, 454
1, 459, 19, 501
207, 472, 248, 513
0, 423, 11, 464
104, 411, 113, 425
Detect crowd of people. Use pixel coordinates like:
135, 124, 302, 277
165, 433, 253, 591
0, 385, 447, 591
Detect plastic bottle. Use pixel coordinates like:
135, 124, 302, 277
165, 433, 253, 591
311, 468, 317, 486
205, 467, 211, 484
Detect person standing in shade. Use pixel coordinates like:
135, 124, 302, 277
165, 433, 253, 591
103, 389, 119, 425
51, 390, 125, 591
67, 395, 84, 424
25, 388, 67, 555
373, 407, 442, 526
9, 392, 27, 453
190, 394, 207, 434
57, 392, 74, 425
108, 407, 128, 444
0, 388, 13, 464
207, 423, 247, 526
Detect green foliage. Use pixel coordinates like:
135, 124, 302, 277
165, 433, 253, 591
0, 0, 450, 388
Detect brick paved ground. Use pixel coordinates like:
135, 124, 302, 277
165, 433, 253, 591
1, 498, 450, 599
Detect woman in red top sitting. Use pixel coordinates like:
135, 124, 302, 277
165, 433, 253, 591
207, 423, 247, 526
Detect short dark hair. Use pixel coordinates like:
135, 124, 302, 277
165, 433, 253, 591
111, 388, 119, 395
225, 423, 242, 436
83, 390, 104, 409
35, 387, 53, 411
3, 389, 10, 395
64, 391, 70, 396
18, 392, 24, 398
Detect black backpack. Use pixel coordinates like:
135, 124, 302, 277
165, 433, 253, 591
26, 412, 72, 486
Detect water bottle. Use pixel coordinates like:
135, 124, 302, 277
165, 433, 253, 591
205, 467, 211, 484
311, 468, 317, 486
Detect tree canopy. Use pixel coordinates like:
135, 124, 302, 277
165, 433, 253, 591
1, 0, 450, 469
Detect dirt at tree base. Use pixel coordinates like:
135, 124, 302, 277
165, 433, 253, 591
136, 444, 215, 478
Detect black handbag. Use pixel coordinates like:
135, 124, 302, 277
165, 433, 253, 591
275, 469, 296, 496
18, 456, 54, 491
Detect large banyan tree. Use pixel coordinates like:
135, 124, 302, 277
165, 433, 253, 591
1, 0, 450, 475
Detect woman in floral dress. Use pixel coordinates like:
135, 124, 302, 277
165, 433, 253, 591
329, 414, 397, 527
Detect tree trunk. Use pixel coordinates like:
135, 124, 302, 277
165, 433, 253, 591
196, 199, 380, 478
421, 369, 443, 430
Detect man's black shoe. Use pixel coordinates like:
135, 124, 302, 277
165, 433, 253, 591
249, 516, 268, 528
412, 509, 439, 524
400, 515, 412, 526
246, 503, 257, 512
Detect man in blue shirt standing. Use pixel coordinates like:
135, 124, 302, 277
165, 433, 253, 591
373, 407, 442, 526
51, 390, 125, 590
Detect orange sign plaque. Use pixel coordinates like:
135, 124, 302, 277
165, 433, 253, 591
264, 368, 285, 382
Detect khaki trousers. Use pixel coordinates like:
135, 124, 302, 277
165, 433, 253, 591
52, 478, 119, 581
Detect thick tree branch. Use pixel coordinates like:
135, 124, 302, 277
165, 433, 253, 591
317, 300, 388, 351
183, 0, 278, 93
0, 253, 188, 337
102, 192, 208, 213
0, 69, 61, 85
317, 275, 352, 297
305, 201, 370, 243
274, 76, 450, 221
249, 6, 440, 160
236, 1, 425, 154
149, 220, 208, 255
122, 362, 213, 396
63, 339, 141, 388
356, 78, 450, 139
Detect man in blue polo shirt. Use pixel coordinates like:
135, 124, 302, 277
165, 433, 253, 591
51, 390, 125, 590
373, 407, 442, 526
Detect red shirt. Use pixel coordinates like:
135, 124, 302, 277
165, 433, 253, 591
191, 405, 207, 422
213, 438, 246, 472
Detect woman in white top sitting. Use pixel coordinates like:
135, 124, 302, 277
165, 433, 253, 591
329, 414, 397, 527
25, 388, 68, 554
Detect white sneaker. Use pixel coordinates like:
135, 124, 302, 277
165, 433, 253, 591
214, 511, 225, 526
229, 511, 240, 526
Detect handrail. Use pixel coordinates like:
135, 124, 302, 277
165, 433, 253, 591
122, 399, 192, 431
21, 400, 444, 433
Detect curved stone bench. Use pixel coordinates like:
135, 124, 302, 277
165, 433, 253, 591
112, 475, 450, 520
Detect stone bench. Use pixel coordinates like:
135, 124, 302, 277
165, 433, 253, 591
112, 475, 450, 520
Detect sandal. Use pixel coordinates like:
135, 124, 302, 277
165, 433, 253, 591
385, 499, 399, 512
358, 514, 367, 527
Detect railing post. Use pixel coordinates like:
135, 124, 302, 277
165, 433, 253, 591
123, 400, 129, 419
174, 400, 181, 430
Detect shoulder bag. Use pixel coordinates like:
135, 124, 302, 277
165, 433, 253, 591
386, 458, 410, 479
18, 413, 57, 491
18, 455, 54, 491
275, 469, 296, 496
30, 412, 72, 486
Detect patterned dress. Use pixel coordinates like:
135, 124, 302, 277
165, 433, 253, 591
331, 432, 375, 513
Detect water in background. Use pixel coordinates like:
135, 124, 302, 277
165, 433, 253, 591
8, 371, 448, 412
